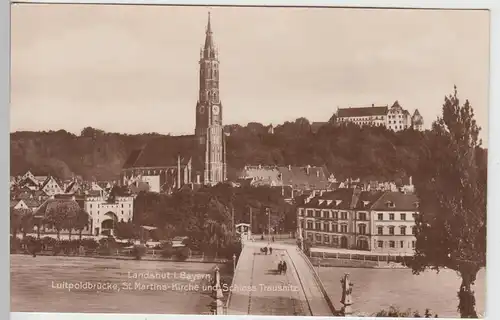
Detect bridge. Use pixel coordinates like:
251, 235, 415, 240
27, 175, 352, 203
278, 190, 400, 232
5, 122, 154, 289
225, 240, 338, 316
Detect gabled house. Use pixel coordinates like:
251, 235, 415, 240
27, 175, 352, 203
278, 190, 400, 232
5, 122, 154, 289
40, 176, 64, 196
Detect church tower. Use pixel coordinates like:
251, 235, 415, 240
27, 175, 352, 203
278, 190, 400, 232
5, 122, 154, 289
195, 13, 226, 185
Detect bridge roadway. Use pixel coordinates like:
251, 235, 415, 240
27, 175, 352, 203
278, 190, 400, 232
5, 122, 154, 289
226, 241, 335, 316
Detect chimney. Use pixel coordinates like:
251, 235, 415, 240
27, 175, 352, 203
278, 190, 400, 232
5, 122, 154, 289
288, 165, 291, 171
177, 155, 181, 189
409, 176, 413, 186
306, 165, 311, 175
372, 103, 375, 107
196, 174, 201, 184
258, 164, 262, 169
316, 170, 320, 177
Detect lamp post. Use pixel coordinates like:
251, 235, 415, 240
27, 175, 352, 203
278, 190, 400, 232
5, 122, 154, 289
232, 254, 236, 273
267, 207, 271, 242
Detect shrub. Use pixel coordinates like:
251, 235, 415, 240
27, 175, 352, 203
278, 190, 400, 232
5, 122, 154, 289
131, 245, 147, 260
175, 247, 190, 261
373, 306, 438, 318
10, 237, 22, 253
161, 242, 175, 258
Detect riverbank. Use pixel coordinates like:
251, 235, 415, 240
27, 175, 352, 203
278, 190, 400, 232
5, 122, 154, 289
11, 252, 230, 264
309, 256, 408, 269
308, 247, 411, 269
11, 254, 231, 314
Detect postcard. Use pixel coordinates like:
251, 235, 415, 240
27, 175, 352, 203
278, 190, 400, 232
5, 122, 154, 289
10, 3, 489, 318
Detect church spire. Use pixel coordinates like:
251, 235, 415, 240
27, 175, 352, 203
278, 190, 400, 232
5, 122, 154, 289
203, 12, 216, 59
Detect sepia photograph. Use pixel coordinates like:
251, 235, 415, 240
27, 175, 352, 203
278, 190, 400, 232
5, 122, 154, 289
10, 3, 489, 318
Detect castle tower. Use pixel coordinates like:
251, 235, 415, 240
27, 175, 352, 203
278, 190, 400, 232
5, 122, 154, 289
411, 109, 424, 131
195, 12, 226, 185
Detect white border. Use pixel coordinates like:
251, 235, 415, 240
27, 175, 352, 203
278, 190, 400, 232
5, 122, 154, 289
5, 1, 499, 320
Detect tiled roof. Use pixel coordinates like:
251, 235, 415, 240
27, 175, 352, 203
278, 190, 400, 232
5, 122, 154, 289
123, 135, 205, 171
370, 192, 419, 211
23, 198, 41, 208
36, 199, 82, 217
276, 166, 330, 190
338, 106, 388, 118
10, 200, 19, 208
353, 191, 384, 210
301, 188, 355, 210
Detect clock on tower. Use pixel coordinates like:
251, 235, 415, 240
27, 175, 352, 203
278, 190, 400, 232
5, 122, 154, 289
212, 105, 220, 116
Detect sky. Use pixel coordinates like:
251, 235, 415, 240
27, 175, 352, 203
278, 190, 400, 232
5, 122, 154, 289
10, 4, 490, 145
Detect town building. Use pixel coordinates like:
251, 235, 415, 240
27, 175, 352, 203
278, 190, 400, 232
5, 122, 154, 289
369, 192, 419, 255
35, 186, 135, 237
337, 104, 388, 127
121, 13, 227, 193
82, 188, 134, 236
238, 165, 333, 192
296, 189, 356, 249
336, 101, 424, 132
296, 189, 419, 255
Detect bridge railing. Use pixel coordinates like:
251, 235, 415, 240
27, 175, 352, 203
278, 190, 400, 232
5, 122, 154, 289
296, 247, 338, 315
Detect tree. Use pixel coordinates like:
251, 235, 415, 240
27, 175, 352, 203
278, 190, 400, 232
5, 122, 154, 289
75, 210, 90, 240
411, 87, 486, 318
10, 208, 33, 239
44, 200, 81, 240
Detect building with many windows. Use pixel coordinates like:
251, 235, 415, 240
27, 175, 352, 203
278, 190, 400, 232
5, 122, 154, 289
296, 188, 419, 255
370, 192, 419, 255
336, 101, 424, 132
297, 188, 357, 249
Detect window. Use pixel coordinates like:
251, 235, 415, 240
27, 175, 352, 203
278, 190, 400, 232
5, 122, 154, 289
340, 225, 348, 233
324, 223, 331, 232
389, 226, 395, 235
358, 224, 366, 235
324, 235, 330, 243
389, 241, 395, 248
389, 213, 395, 220
412, 213, 417, 220
323, 210, 329, 218
341, 212, 348, 220
332, 224, 338, 233
377, 226, 383, 235
315, 210, 321, 218
332, 211, 338, 219
359, 212, 367, 221
307, 210, 313, 217
299, 209, 304, 216
412, 226, 417, 235
400, 226, 407, 235
307, 221, 313, 229
315, 234, 322, 242
378, 241, 383, 248
400, 241, 404, 248
332, 237, 339, 246
378, 213, 383, 220
315, 222, 321, 230
401, 213, 406, 221
412, 241, 416, 248
90, 204, 92, 208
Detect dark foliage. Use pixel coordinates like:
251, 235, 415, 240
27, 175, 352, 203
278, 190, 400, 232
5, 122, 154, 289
12, 120, 429, 182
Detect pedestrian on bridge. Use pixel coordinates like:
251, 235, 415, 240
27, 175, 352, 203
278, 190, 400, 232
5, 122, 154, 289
277, 260, 283, 275
269, 247, 273, 255
282, 260, 287, 274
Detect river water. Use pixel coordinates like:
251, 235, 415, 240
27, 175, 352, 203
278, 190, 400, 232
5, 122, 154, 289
11, 255, 219, 314
11, 255, 486, 317
319, 266, 486, 318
